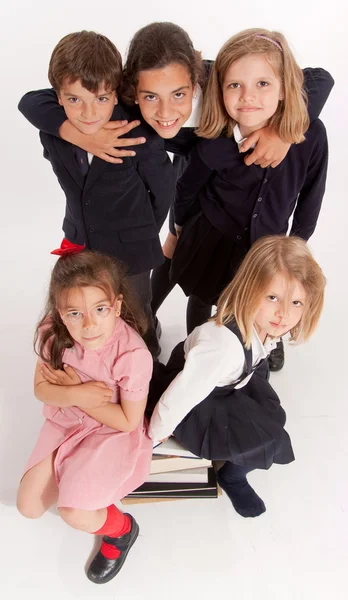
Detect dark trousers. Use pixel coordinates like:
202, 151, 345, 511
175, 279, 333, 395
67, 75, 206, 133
151, 259, 212, 336
128, 270, 160, 357
186, 295, 212, 335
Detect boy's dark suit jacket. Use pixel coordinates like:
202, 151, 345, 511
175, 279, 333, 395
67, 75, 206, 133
23, 100, 173, 275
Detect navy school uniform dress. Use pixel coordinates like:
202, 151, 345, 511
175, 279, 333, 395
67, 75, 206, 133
171, 117, 329, 305
165, 66, 333, 237
147, 321, 294, 469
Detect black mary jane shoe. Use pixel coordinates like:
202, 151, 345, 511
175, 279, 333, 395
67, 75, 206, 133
268, 340, 285, 372
87, 514, 139, 584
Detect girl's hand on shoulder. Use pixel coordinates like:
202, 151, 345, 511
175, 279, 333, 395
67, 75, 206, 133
73, 381, 113, 409
40, 363, 81, 386
82, 120, 146, 164
240, 127, 291, 168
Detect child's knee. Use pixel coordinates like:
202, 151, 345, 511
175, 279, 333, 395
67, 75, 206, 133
16, 493, 45, 519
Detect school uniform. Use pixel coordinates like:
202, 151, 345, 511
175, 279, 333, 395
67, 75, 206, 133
18, 94, 173, 273
148, 320, 294, 469
25, 319, 153, 509
171, 118, 328, 304
18, 94, 174, 354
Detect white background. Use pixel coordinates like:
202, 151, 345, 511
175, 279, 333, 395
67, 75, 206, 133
0, 0, 347, 598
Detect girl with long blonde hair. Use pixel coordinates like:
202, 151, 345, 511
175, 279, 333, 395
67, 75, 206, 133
149, 235, 326, 518
171, 29, 329, 371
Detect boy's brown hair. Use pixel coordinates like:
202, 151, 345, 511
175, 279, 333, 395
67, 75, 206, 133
48, 30, 123, 93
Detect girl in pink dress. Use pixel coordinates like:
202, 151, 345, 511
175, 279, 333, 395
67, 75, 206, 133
17, 242, 153, 585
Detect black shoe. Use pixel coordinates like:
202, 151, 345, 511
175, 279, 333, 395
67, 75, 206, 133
268, 340, 285, 372
154, 316, 162, 340
87, 514, 139, 584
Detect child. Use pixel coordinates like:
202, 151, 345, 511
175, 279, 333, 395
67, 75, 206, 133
149, 235, 326, 517
170, 28, 329, 370
116, 22, 333, 337
17, 246, 153, 584
18, 24, 334, 346
18, 30, 174, 357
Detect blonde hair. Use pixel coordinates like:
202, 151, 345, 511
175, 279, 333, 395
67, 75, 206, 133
214, 235, 325, 348
198, 28, 309, 143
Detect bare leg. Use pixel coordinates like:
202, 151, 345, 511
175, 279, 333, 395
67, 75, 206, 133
17, 451, 58, 518
58, 506, 107, 533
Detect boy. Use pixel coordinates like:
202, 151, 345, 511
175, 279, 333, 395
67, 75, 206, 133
19, 31, 173, 357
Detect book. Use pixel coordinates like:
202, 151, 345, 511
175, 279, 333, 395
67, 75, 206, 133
128, 467, 217, 497
147, 467, 208, 484
121, 497, 189, 505
150, 454, 212, 475
153, 437, 200, 458
121, 485, 222, 504
126, 488, 219, 499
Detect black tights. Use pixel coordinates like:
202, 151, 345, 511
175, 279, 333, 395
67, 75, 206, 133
217, 462, 266, 518
150, 257, 175, 316
151, 258, 212, 335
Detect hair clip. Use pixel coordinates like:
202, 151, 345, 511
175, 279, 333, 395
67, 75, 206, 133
50, 238, 86, 256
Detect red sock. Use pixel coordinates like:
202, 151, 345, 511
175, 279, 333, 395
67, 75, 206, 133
93, 505, 131, 559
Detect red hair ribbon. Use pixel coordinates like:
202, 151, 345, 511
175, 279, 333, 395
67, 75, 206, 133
50, 238, 86, 256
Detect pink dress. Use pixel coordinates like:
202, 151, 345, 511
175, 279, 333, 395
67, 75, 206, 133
24, 318, 153, 510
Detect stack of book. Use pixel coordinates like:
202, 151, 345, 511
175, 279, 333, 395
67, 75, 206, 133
122, 437, 219, 504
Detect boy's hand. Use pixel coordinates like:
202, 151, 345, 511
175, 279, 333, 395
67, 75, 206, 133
40, 363, 81, 386
72, 381, 113, 409
240, 127, 291, 168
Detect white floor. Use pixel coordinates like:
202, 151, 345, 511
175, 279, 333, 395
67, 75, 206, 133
1, 200, 347, 599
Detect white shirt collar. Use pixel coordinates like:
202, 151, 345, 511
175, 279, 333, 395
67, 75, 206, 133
252, 326, 279, 355
183, 84, 203, 128
233, 123, 249, 147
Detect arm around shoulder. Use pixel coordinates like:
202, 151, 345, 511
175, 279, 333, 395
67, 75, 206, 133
18, 88, 67, 137
291, 119, 328, 240
303, 67, 335, 121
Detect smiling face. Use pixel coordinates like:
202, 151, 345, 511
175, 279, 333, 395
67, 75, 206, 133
58, 78, 117, 135
136, 63, 196, 138
254, 274, 306, 342
223, 53, 283, 137
58, 285, 122, 351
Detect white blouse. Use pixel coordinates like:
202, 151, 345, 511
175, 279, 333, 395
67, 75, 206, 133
148, 321, 277, 442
